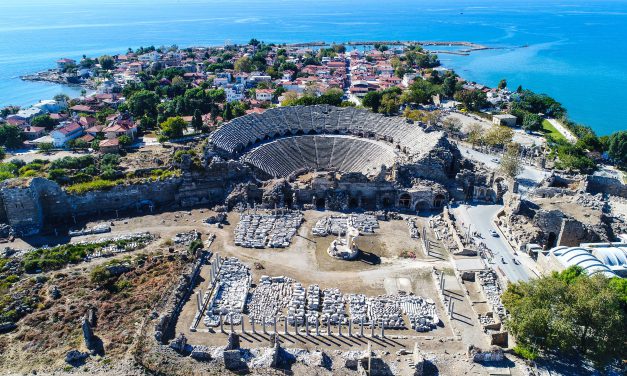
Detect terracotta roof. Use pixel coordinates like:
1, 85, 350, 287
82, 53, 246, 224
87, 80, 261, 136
99, 138, 119, 147
55, 122, 82, 135
6, 118, 26, 126
80, 134, 95, 142
85, 125, 103, 134
103, 122, 136, 133
69, 105, 94, 113
22, 126, 45, 134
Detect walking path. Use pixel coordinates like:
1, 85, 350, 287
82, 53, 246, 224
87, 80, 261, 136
546, 118, 577, 143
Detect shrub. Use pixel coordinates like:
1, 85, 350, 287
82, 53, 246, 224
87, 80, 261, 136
188, 239, 203, 254
90, 265, 113, 284
513, 345, 538, 360
66, 179, 121, 194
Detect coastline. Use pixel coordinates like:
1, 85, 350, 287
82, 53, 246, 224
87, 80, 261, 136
16, 39, 494, 109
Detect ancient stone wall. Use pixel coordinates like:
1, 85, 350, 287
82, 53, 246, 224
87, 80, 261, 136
584, 175, 627, 198
0, 182, 43, 236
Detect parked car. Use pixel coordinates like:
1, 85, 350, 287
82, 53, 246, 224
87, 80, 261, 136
513, 259, 520, 265
489, 230, 499, 237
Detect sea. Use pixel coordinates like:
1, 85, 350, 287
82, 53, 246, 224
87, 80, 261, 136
1, 0, 626, 135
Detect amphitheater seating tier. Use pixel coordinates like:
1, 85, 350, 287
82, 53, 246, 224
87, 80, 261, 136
209, 105, 442, 158
242, 135, 397, 178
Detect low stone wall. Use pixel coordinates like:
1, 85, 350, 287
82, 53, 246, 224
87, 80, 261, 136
154, 251, 207, 343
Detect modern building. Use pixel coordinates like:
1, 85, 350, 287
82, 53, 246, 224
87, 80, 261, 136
537, 244, 625, 278
585, 242, 627, 277
50, 122, 84, 147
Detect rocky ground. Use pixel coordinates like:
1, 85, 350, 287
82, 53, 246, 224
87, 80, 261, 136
0, 208, 539, 375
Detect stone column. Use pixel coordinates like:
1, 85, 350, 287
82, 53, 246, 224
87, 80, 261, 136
294, 320, 299, 336
273, 317, 277, 335
284, 318, 288, 335
338, 320, 343, 337
380, 319, 384, 338
371, 322, 375, 337
348, 320, 352, 337
251, 318, 256, 334
315, 319, 320, 336
220, 314, 225, 334
327, 320, 331, 336
262, 317, 267, 334
305, 317, 309, 336
229, 313, 234, 333
241, 318, 245, 334
360, 318, 364, 337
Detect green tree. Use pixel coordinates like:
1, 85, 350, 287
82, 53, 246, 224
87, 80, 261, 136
53, 93, 70, 103
0, 125, 23, 149
128, 90, 159, 118
454, 89, 488, 111
158, 116, 186, 140
118, 135, 132, 148
442, 76, 457, 98
234, 56, 253, 73
502, 267, 627, 367
30, 114, 56, 130
484, 125, 514, 148
466, 123, 483, 145
191, 109, 203, 132
379, 93, 400, 115
362, 91, 382, 113
499, 143, 524, 179
38, 142, 54, 153
497, 79, 507, 90
607, 130, 627, 168
0, 147, 5, 161
522, 113, 542, 132
98, 55, 115, 70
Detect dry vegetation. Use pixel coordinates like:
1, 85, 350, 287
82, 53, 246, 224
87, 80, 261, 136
0, 251, 189, 374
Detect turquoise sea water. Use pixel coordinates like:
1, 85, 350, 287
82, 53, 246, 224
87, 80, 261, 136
1, 0, 626, 135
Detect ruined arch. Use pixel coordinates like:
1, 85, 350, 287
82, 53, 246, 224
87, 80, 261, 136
399, 193, 411, 208
348, 196, 359, 209
547, 232, 557, 249
316, 197, 326, 209
382, 197, 392, 208
414, 201, 430, 212
433, 194, 446, 208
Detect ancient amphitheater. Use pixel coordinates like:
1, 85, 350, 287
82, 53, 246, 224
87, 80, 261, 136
0, 105, 462, 236
209, 105, 448, 179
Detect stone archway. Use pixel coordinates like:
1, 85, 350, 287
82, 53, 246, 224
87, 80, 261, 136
414, 201, 430, 212
316, 197, 326, 209
433, 194, 446, 208
382, 197, 392, 208
399, 193, 411, 208
348, 197, 359, 209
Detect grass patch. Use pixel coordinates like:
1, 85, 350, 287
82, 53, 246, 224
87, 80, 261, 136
513, 344, 538, 360
541, 119, 567, 143
66, 179, 122, 194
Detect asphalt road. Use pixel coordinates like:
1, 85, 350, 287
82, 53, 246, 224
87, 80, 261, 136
452, 203, 535, 283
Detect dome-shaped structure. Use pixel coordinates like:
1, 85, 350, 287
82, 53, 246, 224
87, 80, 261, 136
551, 246, 616, 277
592, 245, 627, 267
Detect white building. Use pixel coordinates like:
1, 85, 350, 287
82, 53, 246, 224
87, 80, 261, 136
138, 51, 159, 63
33, 99, 66, 114
225, 87, 244, 103
50, 122, 84, 147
